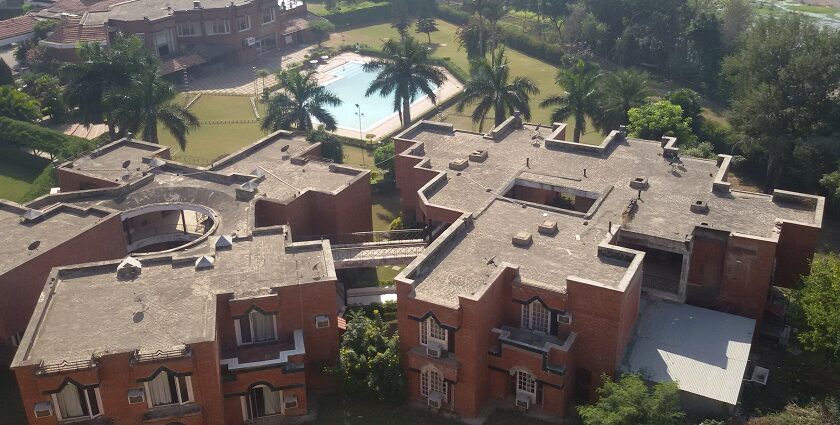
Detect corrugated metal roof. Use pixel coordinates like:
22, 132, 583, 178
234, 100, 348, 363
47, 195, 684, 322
622, 299, 755, 405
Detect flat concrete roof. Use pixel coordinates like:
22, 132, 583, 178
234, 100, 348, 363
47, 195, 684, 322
0, 202, 114, 275
64, 139, 166, 184
15, 230, 333, 366
622, 298, 754, 405
412, 200, 632, 307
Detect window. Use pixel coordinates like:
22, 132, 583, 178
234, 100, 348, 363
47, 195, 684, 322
244, 385, 282, 419
153, 29, 176, 56
205, 19, 230, 35
144, 372, 192, 407
421, 367, 447, 398
521, 300, 550, 334
127, 388, 145, 404
516, 370, 536, 396
177, 21, 200, 37
237, 309, 277, 345
261, 7, 275, 24
419, 317, 446, 347
315, 315, 329, 329
51, 383, 101, 421
238, 15, 251, 31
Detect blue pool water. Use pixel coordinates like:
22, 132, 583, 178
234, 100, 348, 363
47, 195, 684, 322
320, 62, 435, 132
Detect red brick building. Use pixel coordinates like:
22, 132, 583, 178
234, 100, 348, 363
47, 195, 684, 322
391, 118, 823, 419
7, 130, 372, 424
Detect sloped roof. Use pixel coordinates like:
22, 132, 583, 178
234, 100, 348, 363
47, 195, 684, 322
43, 17, 106, 44
0, 15, 38, 41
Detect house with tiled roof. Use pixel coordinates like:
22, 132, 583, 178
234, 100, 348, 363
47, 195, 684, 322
0, 14, 38, 47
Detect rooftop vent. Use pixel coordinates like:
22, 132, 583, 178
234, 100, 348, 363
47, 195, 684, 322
195, 255, 215, 270
148, 157, 166, 168
215, 234, 233, 250
193, 0, 201, 8
538, 220, 558, 235
629, 177, 649, 190
469, 150, 488, 162
512, 231, 533, 248
117, 256, 142, 280
250, 168, 265, 178
21, 208, 45, 222
449, 159, 468, 171
690, 200, 709, 214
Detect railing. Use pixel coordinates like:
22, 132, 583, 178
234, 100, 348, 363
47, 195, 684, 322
331, 242, 426, 262
326, 229, 426, 245
133, 345, 191, 363
37, 357, 98, 375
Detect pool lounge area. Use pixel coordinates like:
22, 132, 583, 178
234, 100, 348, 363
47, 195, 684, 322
314, 53, 462, 141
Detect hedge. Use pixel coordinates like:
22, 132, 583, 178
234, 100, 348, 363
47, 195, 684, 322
320, 2, 391, 27
0, 117, 97, 160
20, 164, 57, 203
435, 4, 564, 65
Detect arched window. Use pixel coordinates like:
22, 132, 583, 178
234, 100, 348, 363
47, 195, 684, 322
419, 317, 447, 347
144, 370, 193, 407
420, 366, 447, 398
244, 384, 283, 419
521, 300, 550, 334
51, 381, 101, 420
237, 309, 277, 345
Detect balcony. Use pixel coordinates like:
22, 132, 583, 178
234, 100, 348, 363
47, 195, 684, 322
492, 326, 574, 355
142, 403, 201, 422
220, 329, 305, 372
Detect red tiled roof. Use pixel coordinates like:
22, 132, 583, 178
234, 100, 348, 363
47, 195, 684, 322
0, 15, 38, 41
158, 53, 206, 75
47, 0, 125, 14
44, 18, 107, 44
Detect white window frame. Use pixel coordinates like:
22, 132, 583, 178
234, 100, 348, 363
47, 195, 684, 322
261, 7, 275, 24
419, 317, 447, 348
51, 385, 102, 421
238, 15, 251, 32
516, 370, 537, 402
143, 373, 193, 408
205, 19, 231, 35
127, 388, 145, 405
420, 366, 447, 398
176, 21, 201, 37
315, 315, 330, 329
235, 310, 278, 346
521, 301, 550, 334
240, 385, 284, 420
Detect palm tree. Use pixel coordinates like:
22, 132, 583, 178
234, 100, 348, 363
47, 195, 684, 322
595, 69, 651, 134
456, 47, 539, 130
109, 67, 199, 150
364, 37, 445, 128
482, 0, 508, 52
262, 70, 342, 131
540, 60, 602, 144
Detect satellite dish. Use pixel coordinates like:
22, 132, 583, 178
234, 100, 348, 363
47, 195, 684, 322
280, 145, 290, 152
122, 160, 131, 169
28, 240, 41, 251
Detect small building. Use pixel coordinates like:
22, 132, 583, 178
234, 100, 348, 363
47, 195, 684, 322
0, 14, 37, 48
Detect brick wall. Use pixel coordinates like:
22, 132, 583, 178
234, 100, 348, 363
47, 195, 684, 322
717, 234, 777, 321
774, 221, 820, 288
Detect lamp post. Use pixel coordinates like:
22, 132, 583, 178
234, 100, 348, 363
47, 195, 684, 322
253, 66, 258, 98
355, 103, 365, 166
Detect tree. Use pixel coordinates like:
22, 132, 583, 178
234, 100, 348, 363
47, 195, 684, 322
306, 125, 343, 163
21, 73, 68, 123
540, 60, 601, 143
457, 47, 539, 129
722, 0, 752, 47
256, 68, 270, 100
596, 69, 651, 134
667, 88, 702, 133
796, 254, 840, 361
0, 86, 41, 122
391, 0, 410, 38
336, 310, 405, 401
415, 17, 438, 45
578, 374, 685, 425
723, 15, 840, 192
0, 58, 12, 86
310, 19, 335, 47
465, 0, 487, 56
374, 140, 395, 178
482, 0, 508, 52
627, 100, 695, 144
262, 70, 342, 132
364, 37, 445, 128
108, 67, 199, 149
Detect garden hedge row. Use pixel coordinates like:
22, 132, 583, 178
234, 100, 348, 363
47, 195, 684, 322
320, 2, 391, 27
0, 117, 97, 160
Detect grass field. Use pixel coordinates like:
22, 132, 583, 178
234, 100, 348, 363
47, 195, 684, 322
0, 148, 51, 203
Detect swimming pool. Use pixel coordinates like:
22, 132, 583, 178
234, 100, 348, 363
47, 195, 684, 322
320, 61, 437, 133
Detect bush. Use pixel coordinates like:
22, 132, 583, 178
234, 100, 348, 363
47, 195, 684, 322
306, 126, 343, 163
0, 117, 96, 160
336, 310, 405, 402
319, 2, 391, 27
21, 164, 57, 203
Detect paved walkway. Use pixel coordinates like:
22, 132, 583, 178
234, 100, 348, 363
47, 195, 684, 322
187, 44, 317, 95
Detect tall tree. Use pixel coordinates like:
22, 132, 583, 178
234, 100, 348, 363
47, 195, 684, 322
108, 67, 199, 149
21, 73, 68, 123
722, 0, 752, 47
0, 58, 13, 86
482, 0, 508, 52
540, 60, 601, 143
578, 374, 685, 425
795, 254, 840, 361
456, 47, 540, 129
596, 69, 651, 134
310, 19, 335, 47
262, 70, 342, 132
0, 86, 41, 122
465, 0, 487, 56
723, 15, 840, 192
627, 100, 696, 144
336, 310, 405, 402
391, 0, 411, 38
364, 37, 445, 128
415, 17, 439, 44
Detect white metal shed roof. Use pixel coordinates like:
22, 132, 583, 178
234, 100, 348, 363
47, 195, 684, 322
622, 299, 755, 405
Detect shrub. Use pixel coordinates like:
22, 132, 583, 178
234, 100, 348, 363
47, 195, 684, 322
319, 2, 391, 27
336, 310, 405, 401
0, 117, 96, 160
306, 125, 343, 163
21, 165, 57, 203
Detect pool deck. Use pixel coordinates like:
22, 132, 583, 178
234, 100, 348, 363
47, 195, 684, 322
313, 52, 463, 141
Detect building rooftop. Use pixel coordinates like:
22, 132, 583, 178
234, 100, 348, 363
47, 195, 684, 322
622, 298, 755, 405
64, 139, 167, 184
0, 201, 116, 275
14, 229, 333, 367
0, 14, 38, 41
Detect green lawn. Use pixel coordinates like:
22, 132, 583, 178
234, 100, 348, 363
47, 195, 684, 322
189, 94, 258, 122
325, 20, 604, 144
0, 148, 51, 203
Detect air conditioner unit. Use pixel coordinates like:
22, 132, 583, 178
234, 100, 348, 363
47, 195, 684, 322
427, 392, 443, 409
284, 395, 299, 409
557, 313, 572, 325
127, 388, 145, 404
33, 402, 53, 418
246, 37, 256, 46
751, 366, 769, 385
515, 394, 530, 410
426, 344, 442, 358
